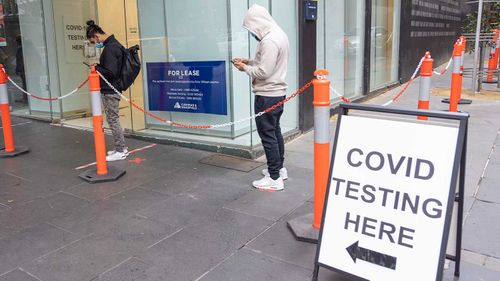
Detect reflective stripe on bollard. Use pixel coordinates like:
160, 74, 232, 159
418, 52, 433, 121
449, 41, 463, 112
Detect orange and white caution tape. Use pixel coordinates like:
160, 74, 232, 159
433, 57, 453, 76
5, 68, 88, 101
330, 56, 425, 107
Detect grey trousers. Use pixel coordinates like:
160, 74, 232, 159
102, 93, 126, 152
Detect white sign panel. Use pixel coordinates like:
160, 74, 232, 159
318, 115, 460, 281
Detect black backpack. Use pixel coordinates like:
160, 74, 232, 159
117, 45, 141, 91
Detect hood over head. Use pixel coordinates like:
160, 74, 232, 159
243, 4, 277, 40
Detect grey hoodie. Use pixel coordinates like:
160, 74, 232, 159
243, 4, 289, 97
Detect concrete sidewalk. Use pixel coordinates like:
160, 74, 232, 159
0, 56, 500, 280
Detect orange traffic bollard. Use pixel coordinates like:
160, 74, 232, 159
486, 29, 499, 83
79, 66, 125, 183
449, 40, 463, 112
312, 69, 331, 229
0, 64, 29, 157
287, 70, 331, 244
495, 29, 500, 68
418, 52, 433, 121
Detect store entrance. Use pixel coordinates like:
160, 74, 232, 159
60, 0, 145, 133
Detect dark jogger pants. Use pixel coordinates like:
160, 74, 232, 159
255, 95, 286, 180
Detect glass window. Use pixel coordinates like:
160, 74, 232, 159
317, 0, 365, 102
9, 0, 52, 118
370, 0, 400, 90
137, 0, 299, 147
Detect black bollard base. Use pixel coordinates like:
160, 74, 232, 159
287, 213, 319, 244
441, 98, 473, 105
79, 167, 126, 184
0, 146, 30, 158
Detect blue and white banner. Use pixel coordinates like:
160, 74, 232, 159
147, 61, 227, 115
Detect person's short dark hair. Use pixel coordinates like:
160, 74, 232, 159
86, 20, 105, 39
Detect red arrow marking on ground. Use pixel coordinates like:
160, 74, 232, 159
129, 157, 146, 164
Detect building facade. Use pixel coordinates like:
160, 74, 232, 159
5, 0, 464, 157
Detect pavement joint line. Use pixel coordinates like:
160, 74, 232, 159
0, 121, 32, 129
57, 191, 92, 204
475, 198, 500, 205
59, 190, 93, 204
221, 206, 277, 221
5, 171, 33, 183
30, 233, 94, 262
44, 222, 81, 237
18, 267, 43, 281
193, 251, 238, 281
146, 226, 186, 249
462, 249, 500, 266
464, 129, 500, 221
97, 256, 133, 277
0, 268, 18, 278
245, 247, 315, 272
473, 132, 497, 198
133, 213, 149, 220
235, 198, 310, 251
0, 202, 11, 210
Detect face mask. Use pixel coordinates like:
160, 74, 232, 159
251, 33, 261, 42
95, 42, 104, 49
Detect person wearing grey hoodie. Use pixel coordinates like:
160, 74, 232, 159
233, 4, 289, 191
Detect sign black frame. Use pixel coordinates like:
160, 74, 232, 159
312, 103, 469, 281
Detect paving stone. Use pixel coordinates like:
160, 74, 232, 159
65, 164, 167, 202
484, 256, 500, 272
461, 250, 487, 266
0, 269, 41, 281
97, 257, 153, 281
26, 216, 177, 281
224, 167, 313, 221
0, 177, 61, 208
477, 177, 500, 204
48, 200, 136, 236
284, 150, 314, 171
6, 160, 84, 192
138, 208, 272, 281
107, 187, 170, 213
246, 201, 317, 270
0, 192, 89, 234
443, 261, 500, 281
198, 249, 311, 281
463, 201, 500, 259
315, 267, 358, 281
138, 180, 250, 228
0, 223, 79, 275
138, 164, 233, 196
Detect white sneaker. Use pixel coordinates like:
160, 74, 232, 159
252, 176, 284, 191
108, 148, 129, 156
262, 167, 288, 180
106, 151, 128, 162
